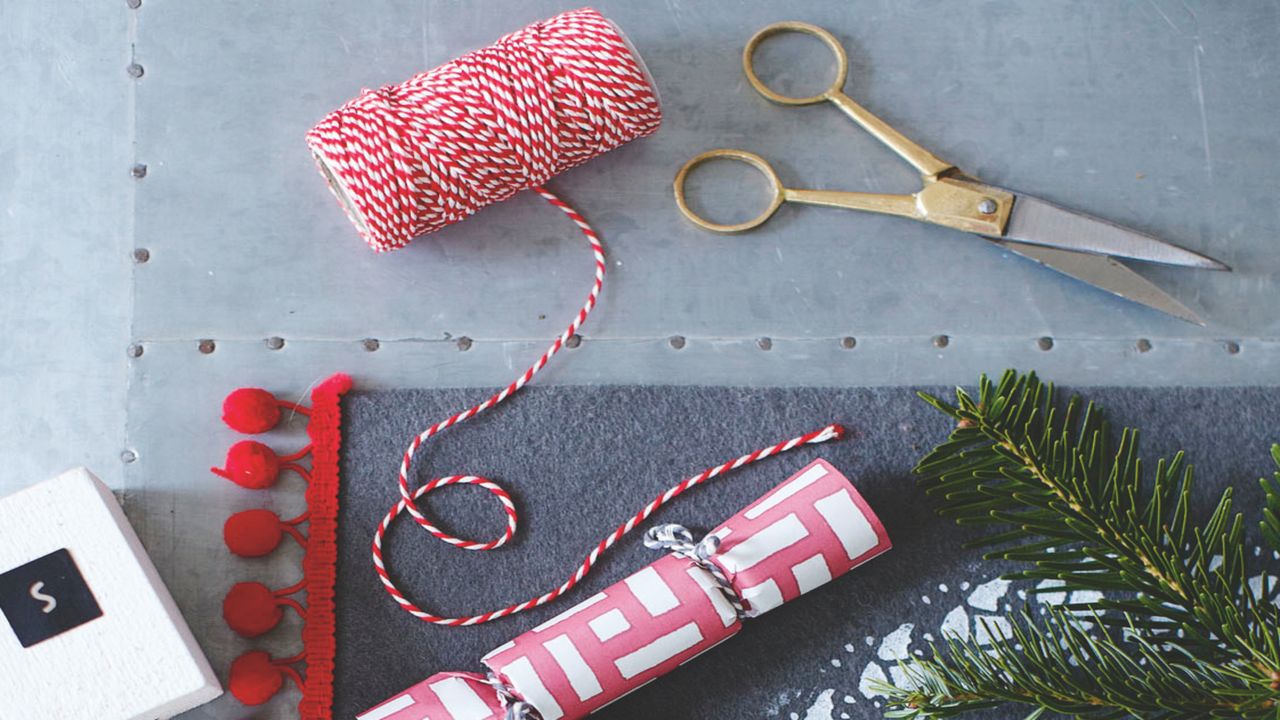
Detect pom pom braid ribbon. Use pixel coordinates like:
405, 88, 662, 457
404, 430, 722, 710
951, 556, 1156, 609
371, 190, 847, 626
305, 7, 662, 252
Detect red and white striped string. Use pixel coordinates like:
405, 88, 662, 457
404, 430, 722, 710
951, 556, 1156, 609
370, 191, 844, 625
306, 8, 844, 626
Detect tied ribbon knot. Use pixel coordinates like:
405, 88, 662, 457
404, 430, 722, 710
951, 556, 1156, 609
643, 523, 746, 619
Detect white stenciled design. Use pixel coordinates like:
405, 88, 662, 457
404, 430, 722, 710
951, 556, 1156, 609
966, 577, 1010, 612
502, 657, 564, 720
813, 490, 878, 561
877, 623, 914, 661
719, 513, 809, 573
625, 566, 680, 617
740, 578, 785, 616
940, 605, 969, 641
791, 554, 833, 595
429, 677, 497, 720
858, 662, 888, 699
544, 635, 603, 702
684, 566, 737, 627
614, 622, 704, 679
531, 592, 607, 633
588, 608, 631, 642
745, 463, 829, 520
974, 615, 1014, 645
357, 694, 414, 720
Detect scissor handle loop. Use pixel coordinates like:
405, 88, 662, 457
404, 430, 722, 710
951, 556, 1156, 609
673, 149, 785, 233
743, 21, 848, 106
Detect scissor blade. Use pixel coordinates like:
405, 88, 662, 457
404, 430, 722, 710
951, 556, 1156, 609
993, 239, 1205, 325
1001, 193, 1230, 270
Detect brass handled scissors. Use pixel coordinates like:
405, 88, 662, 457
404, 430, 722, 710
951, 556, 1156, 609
674, 21, 1230, 325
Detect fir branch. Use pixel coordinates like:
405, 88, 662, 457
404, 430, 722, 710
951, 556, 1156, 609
885, 370, 1280, 718
882, 608, 1256, 719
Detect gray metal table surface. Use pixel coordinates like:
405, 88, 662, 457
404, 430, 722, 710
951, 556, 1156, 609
2, 1, 1278, 718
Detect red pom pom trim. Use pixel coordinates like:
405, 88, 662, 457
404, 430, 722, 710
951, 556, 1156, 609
224, 509, 308, 558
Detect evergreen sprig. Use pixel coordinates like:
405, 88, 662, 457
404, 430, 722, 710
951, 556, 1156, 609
883, 370, 1280, 719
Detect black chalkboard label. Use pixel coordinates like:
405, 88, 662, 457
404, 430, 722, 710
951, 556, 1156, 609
0, 549, 104, 648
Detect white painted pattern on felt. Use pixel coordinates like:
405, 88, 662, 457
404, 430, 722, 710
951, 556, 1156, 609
588, 608, 631, 642
544, 635, 604, 702
744, 463, 829, 520
685, 566, 737, 627
813, 490, 878, 561
530, 592, 607, 633
502, 657, 564, 720
740, 578, 784, 615
429, 677, 495, 720
624, 566, 680, 617
614, 622, 704, 679
719, 513, 809, 573
357, 693, 415, 720
791, 553, 833, 595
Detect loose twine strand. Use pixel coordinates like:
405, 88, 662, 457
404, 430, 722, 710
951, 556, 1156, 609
312, 9, 844, 626
369, 193, 844, 625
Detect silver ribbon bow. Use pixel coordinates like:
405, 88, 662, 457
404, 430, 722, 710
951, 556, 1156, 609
643, 523, 746, 618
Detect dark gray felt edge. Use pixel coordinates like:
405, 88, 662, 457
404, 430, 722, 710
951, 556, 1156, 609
336, 385, 1280, 719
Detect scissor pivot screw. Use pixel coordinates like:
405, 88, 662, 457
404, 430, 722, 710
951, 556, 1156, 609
978, 198, 998, 214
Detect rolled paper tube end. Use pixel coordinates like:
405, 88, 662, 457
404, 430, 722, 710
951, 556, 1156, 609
708, 458, 891, 618
356, 672, 503, 720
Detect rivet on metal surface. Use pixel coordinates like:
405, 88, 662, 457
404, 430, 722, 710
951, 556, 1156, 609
265, 336, 285, 350
126, 0, 141, 8
1225, 340, 1241, 355
933, 334, 950, 349
566, 334, 582, 349
120, 449, 138, 464
757, 337, 773, 351
978, 198, 997, 215
1037, 336, 1054, 351
362, 338, 380, 352
1136, 338, 1152, 353
456, 336, 473, 352
127, 63, 145, 78
669, 335, 687, 350
840, 336, 857, 350
130, 163, 147, 179
132, 248, 150, 264
126, 343, 144, 358
198, 339, 216, 354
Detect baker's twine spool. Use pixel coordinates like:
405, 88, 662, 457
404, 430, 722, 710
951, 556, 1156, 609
306, 7, 661, 252
306, 8, 845, 627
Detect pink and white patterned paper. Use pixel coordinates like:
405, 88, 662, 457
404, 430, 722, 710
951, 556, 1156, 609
707, 458, 890, 617
356, 671, 502, 720
482, 554, 741, 720
359, 458, 890, 720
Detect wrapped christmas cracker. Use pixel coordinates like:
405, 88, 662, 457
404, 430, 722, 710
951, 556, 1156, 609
359, 459, 890, 720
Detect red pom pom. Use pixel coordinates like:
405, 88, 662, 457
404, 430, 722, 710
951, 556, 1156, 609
223, 582, 283, 638
223, 388, 281, 434
229, 651, 283, 705
214, 441, 280, 490
224, 509, 284, 558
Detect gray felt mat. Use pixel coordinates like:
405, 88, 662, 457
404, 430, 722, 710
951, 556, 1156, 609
336, 385, 1280, 719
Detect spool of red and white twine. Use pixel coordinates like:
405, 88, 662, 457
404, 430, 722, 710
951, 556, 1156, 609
307, 8, 845, 628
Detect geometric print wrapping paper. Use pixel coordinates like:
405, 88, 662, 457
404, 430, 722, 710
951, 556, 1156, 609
359, 460, 890, 720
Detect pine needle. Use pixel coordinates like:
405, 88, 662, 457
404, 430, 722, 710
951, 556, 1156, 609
885, 370, 1280, 719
